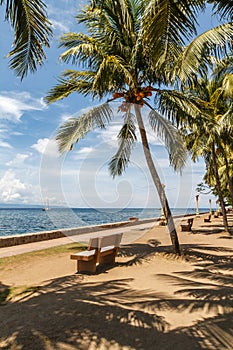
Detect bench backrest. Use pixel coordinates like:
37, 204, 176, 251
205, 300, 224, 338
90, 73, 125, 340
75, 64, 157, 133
88, 237, 99, 250
88, 233, 123, 250
99, 233, 123, 248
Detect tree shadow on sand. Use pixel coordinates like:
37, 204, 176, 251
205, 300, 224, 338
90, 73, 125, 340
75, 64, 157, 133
0, 234, 233, 349
0, 275, 202, 350
154, 242, 233, 349
0, 282, 10, 304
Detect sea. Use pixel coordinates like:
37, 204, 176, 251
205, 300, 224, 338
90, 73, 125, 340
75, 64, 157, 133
0, 207, 208, 237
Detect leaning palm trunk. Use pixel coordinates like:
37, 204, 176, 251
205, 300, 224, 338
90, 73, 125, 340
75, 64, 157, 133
134, 105, 181, 255
211, 142, 229, 233
223, 153, 233, 207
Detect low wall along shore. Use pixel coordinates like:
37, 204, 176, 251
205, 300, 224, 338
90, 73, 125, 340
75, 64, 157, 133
0, 218, 156, 248
0, 213, 198, 248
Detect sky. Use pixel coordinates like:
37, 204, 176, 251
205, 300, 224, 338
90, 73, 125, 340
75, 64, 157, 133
0, 1, 223, 210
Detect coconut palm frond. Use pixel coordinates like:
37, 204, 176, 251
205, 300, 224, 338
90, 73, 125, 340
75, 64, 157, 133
45, 70, 97, 103
109, 112, 137, 177
141, 0, 201, 70
211, 0, 233, 20
59, 33, 100, 68
219, 106, 233, 132
174, 23, 233, 82
4, 0, 52, 79
148, 110, 187, 171
56, 103, 113, 154
211, 55, 233, 81
222, 74, 233, 98
92, 55, 133, 97
154, 89, 213, 127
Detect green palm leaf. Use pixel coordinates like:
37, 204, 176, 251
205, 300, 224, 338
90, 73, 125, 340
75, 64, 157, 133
173, 23, 233, 82
2, 0, 52, 79
109, 111, 137, 177
210, 0, 233, 20
154, 89, 213, 126
56, 103, 113, 153
148, 109, 187, 171
141, 0, 202, 72
59, 32, 100, 68
45, 70, 97, 103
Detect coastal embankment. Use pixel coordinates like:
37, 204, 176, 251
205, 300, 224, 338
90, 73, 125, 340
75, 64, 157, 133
0, 211, 200, 250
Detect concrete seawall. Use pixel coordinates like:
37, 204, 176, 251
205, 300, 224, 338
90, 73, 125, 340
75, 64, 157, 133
0, 218, 157, 248
0, 212, 200, 248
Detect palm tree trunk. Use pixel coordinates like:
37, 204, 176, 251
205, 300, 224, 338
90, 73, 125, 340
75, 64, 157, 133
134, 105, 181, 255
223, 153, 233, 207
211, 142, 229, 233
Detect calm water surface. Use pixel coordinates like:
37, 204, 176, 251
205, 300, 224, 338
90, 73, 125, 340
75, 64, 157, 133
0, 207, 205, 237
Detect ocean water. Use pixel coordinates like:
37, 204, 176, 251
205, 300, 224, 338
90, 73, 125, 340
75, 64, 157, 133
0, 207, 206, 237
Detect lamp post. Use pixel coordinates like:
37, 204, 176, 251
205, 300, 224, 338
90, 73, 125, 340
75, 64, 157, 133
209, 199, 212, 216
216, 200, 220, 216
195, 194, 200, 217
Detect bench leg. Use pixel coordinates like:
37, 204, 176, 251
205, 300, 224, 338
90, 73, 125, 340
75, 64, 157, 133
99, 252, 116, 265
180, 225, 192, 232
77, 259, 97, 273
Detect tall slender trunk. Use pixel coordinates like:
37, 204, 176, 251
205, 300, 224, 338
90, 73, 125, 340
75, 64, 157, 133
223, 152, 233, 207
211, 142, 229, 233
134, 105, 181, 255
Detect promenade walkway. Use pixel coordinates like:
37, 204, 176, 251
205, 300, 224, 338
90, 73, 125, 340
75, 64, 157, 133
0, 220, 157, 258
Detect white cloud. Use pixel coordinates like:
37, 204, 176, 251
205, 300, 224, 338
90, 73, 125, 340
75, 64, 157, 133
6, 153, 29, 167
74, 147, 95, 159
31, 138, 59, 157
0, 140, 12, 148
0, 170, 43, 204
0, 91, 46, 122
47, 2, 78, 35
0, 170, 25, 202
51, 19, 70, 33
96, 122, 121, 146
60, 113, 74, 123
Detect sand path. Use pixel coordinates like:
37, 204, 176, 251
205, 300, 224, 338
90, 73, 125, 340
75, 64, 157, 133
0, 214, 232, 349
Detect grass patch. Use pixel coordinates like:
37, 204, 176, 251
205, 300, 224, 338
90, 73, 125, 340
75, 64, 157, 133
0, 285, 42, 305
0, 242, 88, 304
0, 242, 87, 272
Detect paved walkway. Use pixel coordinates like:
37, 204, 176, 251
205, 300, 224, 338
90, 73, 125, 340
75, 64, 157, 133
0, 220, 157, 258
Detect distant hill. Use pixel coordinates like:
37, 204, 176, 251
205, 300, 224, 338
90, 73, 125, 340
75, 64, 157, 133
0, 203, 42, 209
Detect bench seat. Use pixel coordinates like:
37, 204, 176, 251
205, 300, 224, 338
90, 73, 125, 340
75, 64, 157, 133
71, 233, 123, 273
70, 249, 97, 273
180, 218, 193, 232
70, 249, 96, 260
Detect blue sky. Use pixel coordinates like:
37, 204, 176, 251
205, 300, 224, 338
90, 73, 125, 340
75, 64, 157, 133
0, 1, 222, 209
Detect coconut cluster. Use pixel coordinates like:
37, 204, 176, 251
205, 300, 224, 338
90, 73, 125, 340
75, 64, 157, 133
113, 86, 153, 112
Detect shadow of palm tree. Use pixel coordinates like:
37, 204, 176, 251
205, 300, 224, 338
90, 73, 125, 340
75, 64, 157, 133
0, 276, 186, 350
180, 313, 233, 350
1, 235, 233, 349
0, 282, 10, 304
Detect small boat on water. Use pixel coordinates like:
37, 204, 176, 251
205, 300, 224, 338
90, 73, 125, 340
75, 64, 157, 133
42, 199, 49, 211
42, 207, 49, 211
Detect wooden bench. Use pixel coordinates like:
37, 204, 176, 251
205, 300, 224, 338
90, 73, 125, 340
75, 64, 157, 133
204, 214, 211, 222
180, 218, 194, 232
70, 233, 123, 273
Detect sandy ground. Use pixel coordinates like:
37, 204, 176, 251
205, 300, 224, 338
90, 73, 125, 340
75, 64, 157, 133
0, 214, 233, 350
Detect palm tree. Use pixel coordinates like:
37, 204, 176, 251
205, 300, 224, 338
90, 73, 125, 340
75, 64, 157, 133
1, 0, 232, 79
208, 0, 233, 19
1, 0, 52, 79
45, 1, 233, 252
173, 63, 233, 233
